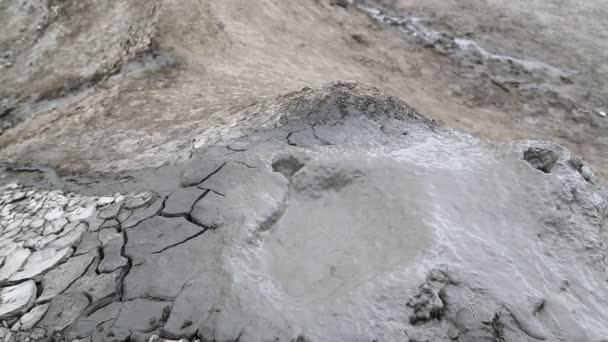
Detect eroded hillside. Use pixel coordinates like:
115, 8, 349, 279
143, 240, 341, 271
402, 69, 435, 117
0, 0, 606, 181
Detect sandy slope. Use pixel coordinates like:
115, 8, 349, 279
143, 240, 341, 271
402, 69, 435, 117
0, 0, 606, 180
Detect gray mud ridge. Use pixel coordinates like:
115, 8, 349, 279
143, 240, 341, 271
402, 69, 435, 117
0, 83, 607, 342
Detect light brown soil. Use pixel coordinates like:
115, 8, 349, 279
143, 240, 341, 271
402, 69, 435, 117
0, 0, 606, 181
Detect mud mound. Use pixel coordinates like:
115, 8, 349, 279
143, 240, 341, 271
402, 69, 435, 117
0, 85, 606, 341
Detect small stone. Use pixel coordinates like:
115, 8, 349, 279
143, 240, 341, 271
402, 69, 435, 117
568, 156, 584, 172
19, 304, 50, 330
523, 146, 559, 173
581, 166, 595, 183
0, 281, 37, 319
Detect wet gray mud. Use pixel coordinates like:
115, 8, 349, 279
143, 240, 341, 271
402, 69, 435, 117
1, 83, 608, 341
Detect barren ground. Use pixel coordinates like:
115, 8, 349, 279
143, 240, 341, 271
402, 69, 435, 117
0, 0, 606, 180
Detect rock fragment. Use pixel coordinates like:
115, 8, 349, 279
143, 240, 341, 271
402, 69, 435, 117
523, 146, 559, 173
